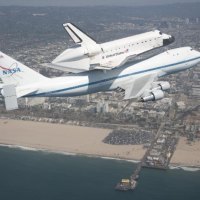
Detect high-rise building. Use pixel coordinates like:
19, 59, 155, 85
186, 18, 190, 25
96, 101, 109, 113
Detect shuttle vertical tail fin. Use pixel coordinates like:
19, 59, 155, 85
63, 23, 97, 45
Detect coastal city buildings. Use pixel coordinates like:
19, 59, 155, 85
0, 6, 199, 168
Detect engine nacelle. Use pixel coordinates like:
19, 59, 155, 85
84, 44, 102, 57
52, 47, 85, 63
152, 81, 170, 91
158, 82, 170, 91
141, 90, 164, 102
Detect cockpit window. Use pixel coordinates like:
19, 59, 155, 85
159, 31, 163, 35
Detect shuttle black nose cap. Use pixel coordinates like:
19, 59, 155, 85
163, 36, 175, 46
170, 36, 175, 43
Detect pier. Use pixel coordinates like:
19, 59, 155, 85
115, 119, 179, 191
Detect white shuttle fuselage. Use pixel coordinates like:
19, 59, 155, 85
50, 23, 174, 73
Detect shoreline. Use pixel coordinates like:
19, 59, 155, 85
0, 119, 200, 169
0, 143, 141, 163
0, 143, 200, 171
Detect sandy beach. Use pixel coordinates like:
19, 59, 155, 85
0, 119, 145, 161
1, 119, 200, 167
171, 137, 200, 167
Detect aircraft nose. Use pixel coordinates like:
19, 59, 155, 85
169, 36, 175, 43
192, 49, 200, 66
195, 49, 200, 57
163, 35, 175, 46
190, 48, 200, 57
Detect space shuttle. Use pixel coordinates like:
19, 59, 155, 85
47, 23, 175, 73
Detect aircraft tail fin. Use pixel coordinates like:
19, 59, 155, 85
63, 23, 97, 45
0, 52, 48, 87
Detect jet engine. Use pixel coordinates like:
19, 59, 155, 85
140, 81, 170, 102
151, 81, 170, 91
51, 44, 103, 73
141, 90, 164, 102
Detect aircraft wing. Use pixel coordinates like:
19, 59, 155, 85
100, 48, 161, 70
117, 73, 158, 100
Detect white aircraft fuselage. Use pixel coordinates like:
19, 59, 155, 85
1, 47, 200, 111
18, 47, 200, 98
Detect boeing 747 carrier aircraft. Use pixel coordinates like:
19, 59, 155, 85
46, 23, 174, 73
0, 47, 200, 111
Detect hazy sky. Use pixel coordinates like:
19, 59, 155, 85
0, 0, 200, 6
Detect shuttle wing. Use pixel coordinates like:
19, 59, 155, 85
42, 61, 90, 73
100, 54, 136, 69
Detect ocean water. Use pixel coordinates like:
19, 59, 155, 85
0, 146, 200, 200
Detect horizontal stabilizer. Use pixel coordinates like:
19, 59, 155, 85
63, 23, 97, 45
3, 84, 18, 111
16, 87, 38, 98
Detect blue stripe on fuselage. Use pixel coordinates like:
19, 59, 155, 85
27, 56, 200, 97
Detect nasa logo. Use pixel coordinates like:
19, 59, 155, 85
0, 64, 22, 75
2, 67, 22, 75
